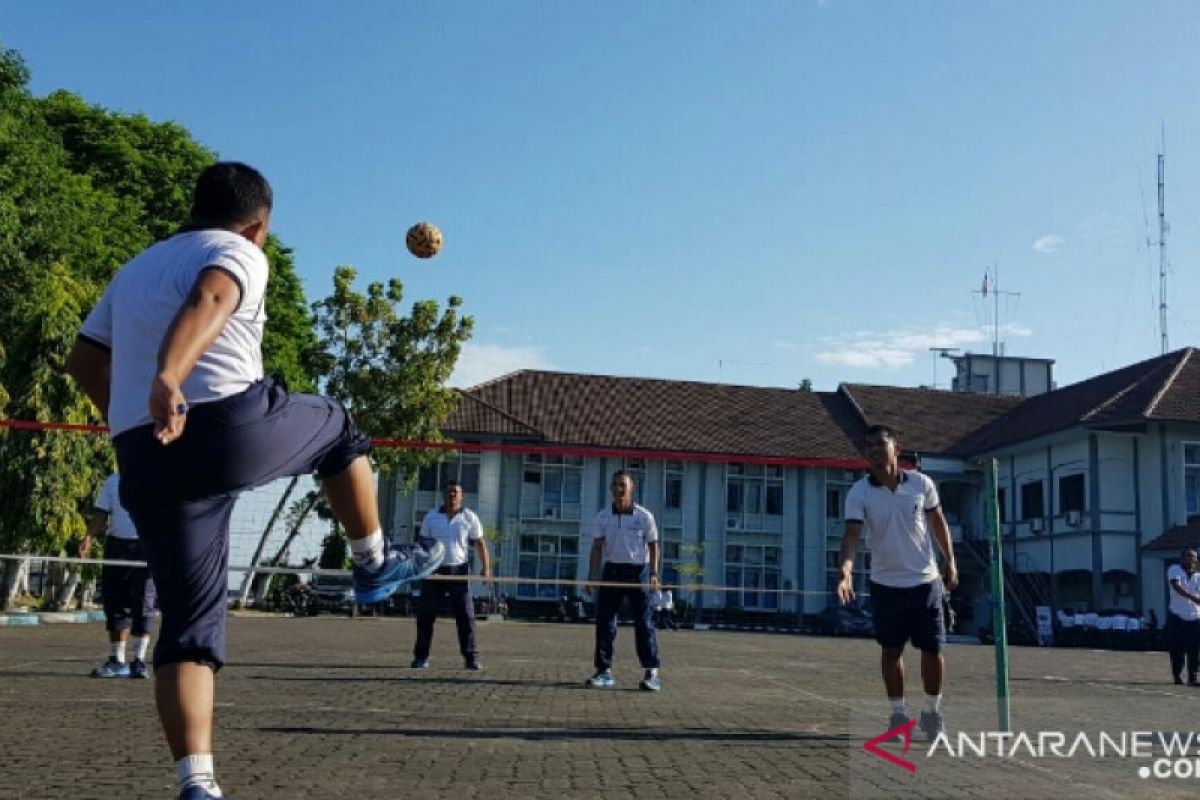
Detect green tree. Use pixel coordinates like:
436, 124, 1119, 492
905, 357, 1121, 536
311, 266, 473, 475
0, 45, 319, 605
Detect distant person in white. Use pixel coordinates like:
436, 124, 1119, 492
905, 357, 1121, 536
585, 470, 662, 691
411, 481, 490, 670
79, 472, 157, 679
837, 424, 958, 740
1166, 547, 1200, 686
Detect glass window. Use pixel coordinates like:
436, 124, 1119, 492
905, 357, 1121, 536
665, 476, 683, 510
417, 466, 438, 492
1021, 481, 1044, 520
726, 481, 744, 513
520, 535, 538, 553
1058, 474, 1085, 513
460, 461, 480, 494
765, 484, 783, 516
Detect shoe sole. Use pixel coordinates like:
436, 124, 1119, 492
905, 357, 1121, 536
355, 547, 445, 604
639, 682, 661, 692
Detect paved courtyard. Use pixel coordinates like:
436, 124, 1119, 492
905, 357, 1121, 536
1, 616, 1197, 798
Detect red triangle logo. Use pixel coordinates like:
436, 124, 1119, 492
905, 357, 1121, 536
863, 718, 918, 773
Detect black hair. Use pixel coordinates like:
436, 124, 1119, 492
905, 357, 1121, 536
189, 162, 272, 227
863, 424, 900, 443
444, 480, 463, 492
611, 469, 634, 485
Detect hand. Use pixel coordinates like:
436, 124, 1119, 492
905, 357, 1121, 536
836, 573, 855, 605
649, 573, 661, 592
944, 562, 959, 592
149, 373, 188, 445
77, 539, 90, 559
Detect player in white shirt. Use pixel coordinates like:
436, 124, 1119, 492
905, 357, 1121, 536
837, 424, 958, 740
1166, 547, 1200, 686
79, 472, 157, 679
585, 470, 663, 691
65, 163, 442, 800
411, 481, 490, 670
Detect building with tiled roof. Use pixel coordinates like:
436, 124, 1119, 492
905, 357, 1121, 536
381, 347, 1200, 633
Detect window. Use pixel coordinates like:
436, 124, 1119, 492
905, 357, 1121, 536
1058, 474, 1085, 513
521, 455, 584, 520
726, 462, 784, 530
516, 530, 580, 600
1186, 443, 1200, 516
1020, 481, 1044, 520
664, 460, 683, 511
723, 545, 781, 610
997, 488, 1008, 524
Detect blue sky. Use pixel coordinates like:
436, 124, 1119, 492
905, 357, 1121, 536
3, 1, 1199, 392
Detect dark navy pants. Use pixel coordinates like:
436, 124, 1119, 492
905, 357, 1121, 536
114, 377, 371, 671
1168, 612, 1200, 681
593, 562, 660, 670
413, 564, 477, 660
100, 537, 157, 636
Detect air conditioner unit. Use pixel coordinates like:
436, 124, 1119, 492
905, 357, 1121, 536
1064, 510, 1082, 527
545, 508, 558, 519
1029, 517, 1044, 534
539, 541, 557, 554
726, 517, 742, 530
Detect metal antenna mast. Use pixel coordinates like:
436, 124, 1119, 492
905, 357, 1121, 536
1155, 126, 1170, 354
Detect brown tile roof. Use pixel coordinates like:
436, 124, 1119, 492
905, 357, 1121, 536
838, 384, 1023, 456
1142, 518, 1200, 553
443, 391, 542, 439
464, 370, 863, 461
963, 349, 1198, 453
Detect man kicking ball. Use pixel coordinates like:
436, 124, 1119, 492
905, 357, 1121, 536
66, 162, 443, 799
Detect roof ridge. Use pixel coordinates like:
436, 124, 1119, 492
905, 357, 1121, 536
455, 390, 543, 436
837, 383, 869, 425
1144, 348, 1195, 418
1078, 350, 1183, 422
471, 368, 806, 394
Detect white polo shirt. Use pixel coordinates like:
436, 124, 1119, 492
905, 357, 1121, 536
419, 506, 483, 567
1167, 564, 1200, 621
79, 229, 269, 437
590, 503, 658, 566
95, 474, 138, 540
844, 469, 942, 588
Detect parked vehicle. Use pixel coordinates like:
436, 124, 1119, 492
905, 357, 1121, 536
816, 604, 874, 637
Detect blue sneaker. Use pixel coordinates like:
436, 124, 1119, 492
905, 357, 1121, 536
91, 658, 130, 678
639, 669, 662, 692
128, 659, 149, 679
353, 540, 444, 604
586, 670, 615, 688
411, 658, 429, 669
178, 785, 222, 800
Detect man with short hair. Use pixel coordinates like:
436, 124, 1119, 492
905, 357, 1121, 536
1166, 547, 1200, 686
585, 469, 663, 691
80, 472, 157, 679
66, 162, 443, 800
411, 480, 490, 670
837, 424, 958, 739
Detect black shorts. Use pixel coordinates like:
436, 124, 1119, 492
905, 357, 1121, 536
869, 579, 946, 654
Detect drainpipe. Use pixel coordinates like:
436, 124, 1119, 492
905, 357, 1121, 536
1089, 434, 1102, 609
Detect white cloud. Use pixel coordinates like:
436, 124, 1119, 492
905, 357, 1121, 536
1032, 234, 1064, 254
814, 323, 1032, 371
448, 342, 551, 388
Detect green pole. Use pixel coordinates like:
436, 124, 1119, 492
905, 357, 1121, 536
986, 458, 1011, 732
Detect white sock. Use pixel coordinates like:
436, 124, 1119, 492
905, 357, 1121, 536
349, 530, 385, 570
132, 635, 150, 662
110, 641, 126, 663
176, 754, 222, 797
925, 694, 942, 714
889, 698, 906, 716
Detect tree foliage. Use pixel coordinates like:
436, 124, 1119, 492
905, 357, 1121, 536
311, 266, 473, 474
0, 45, 318, 564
